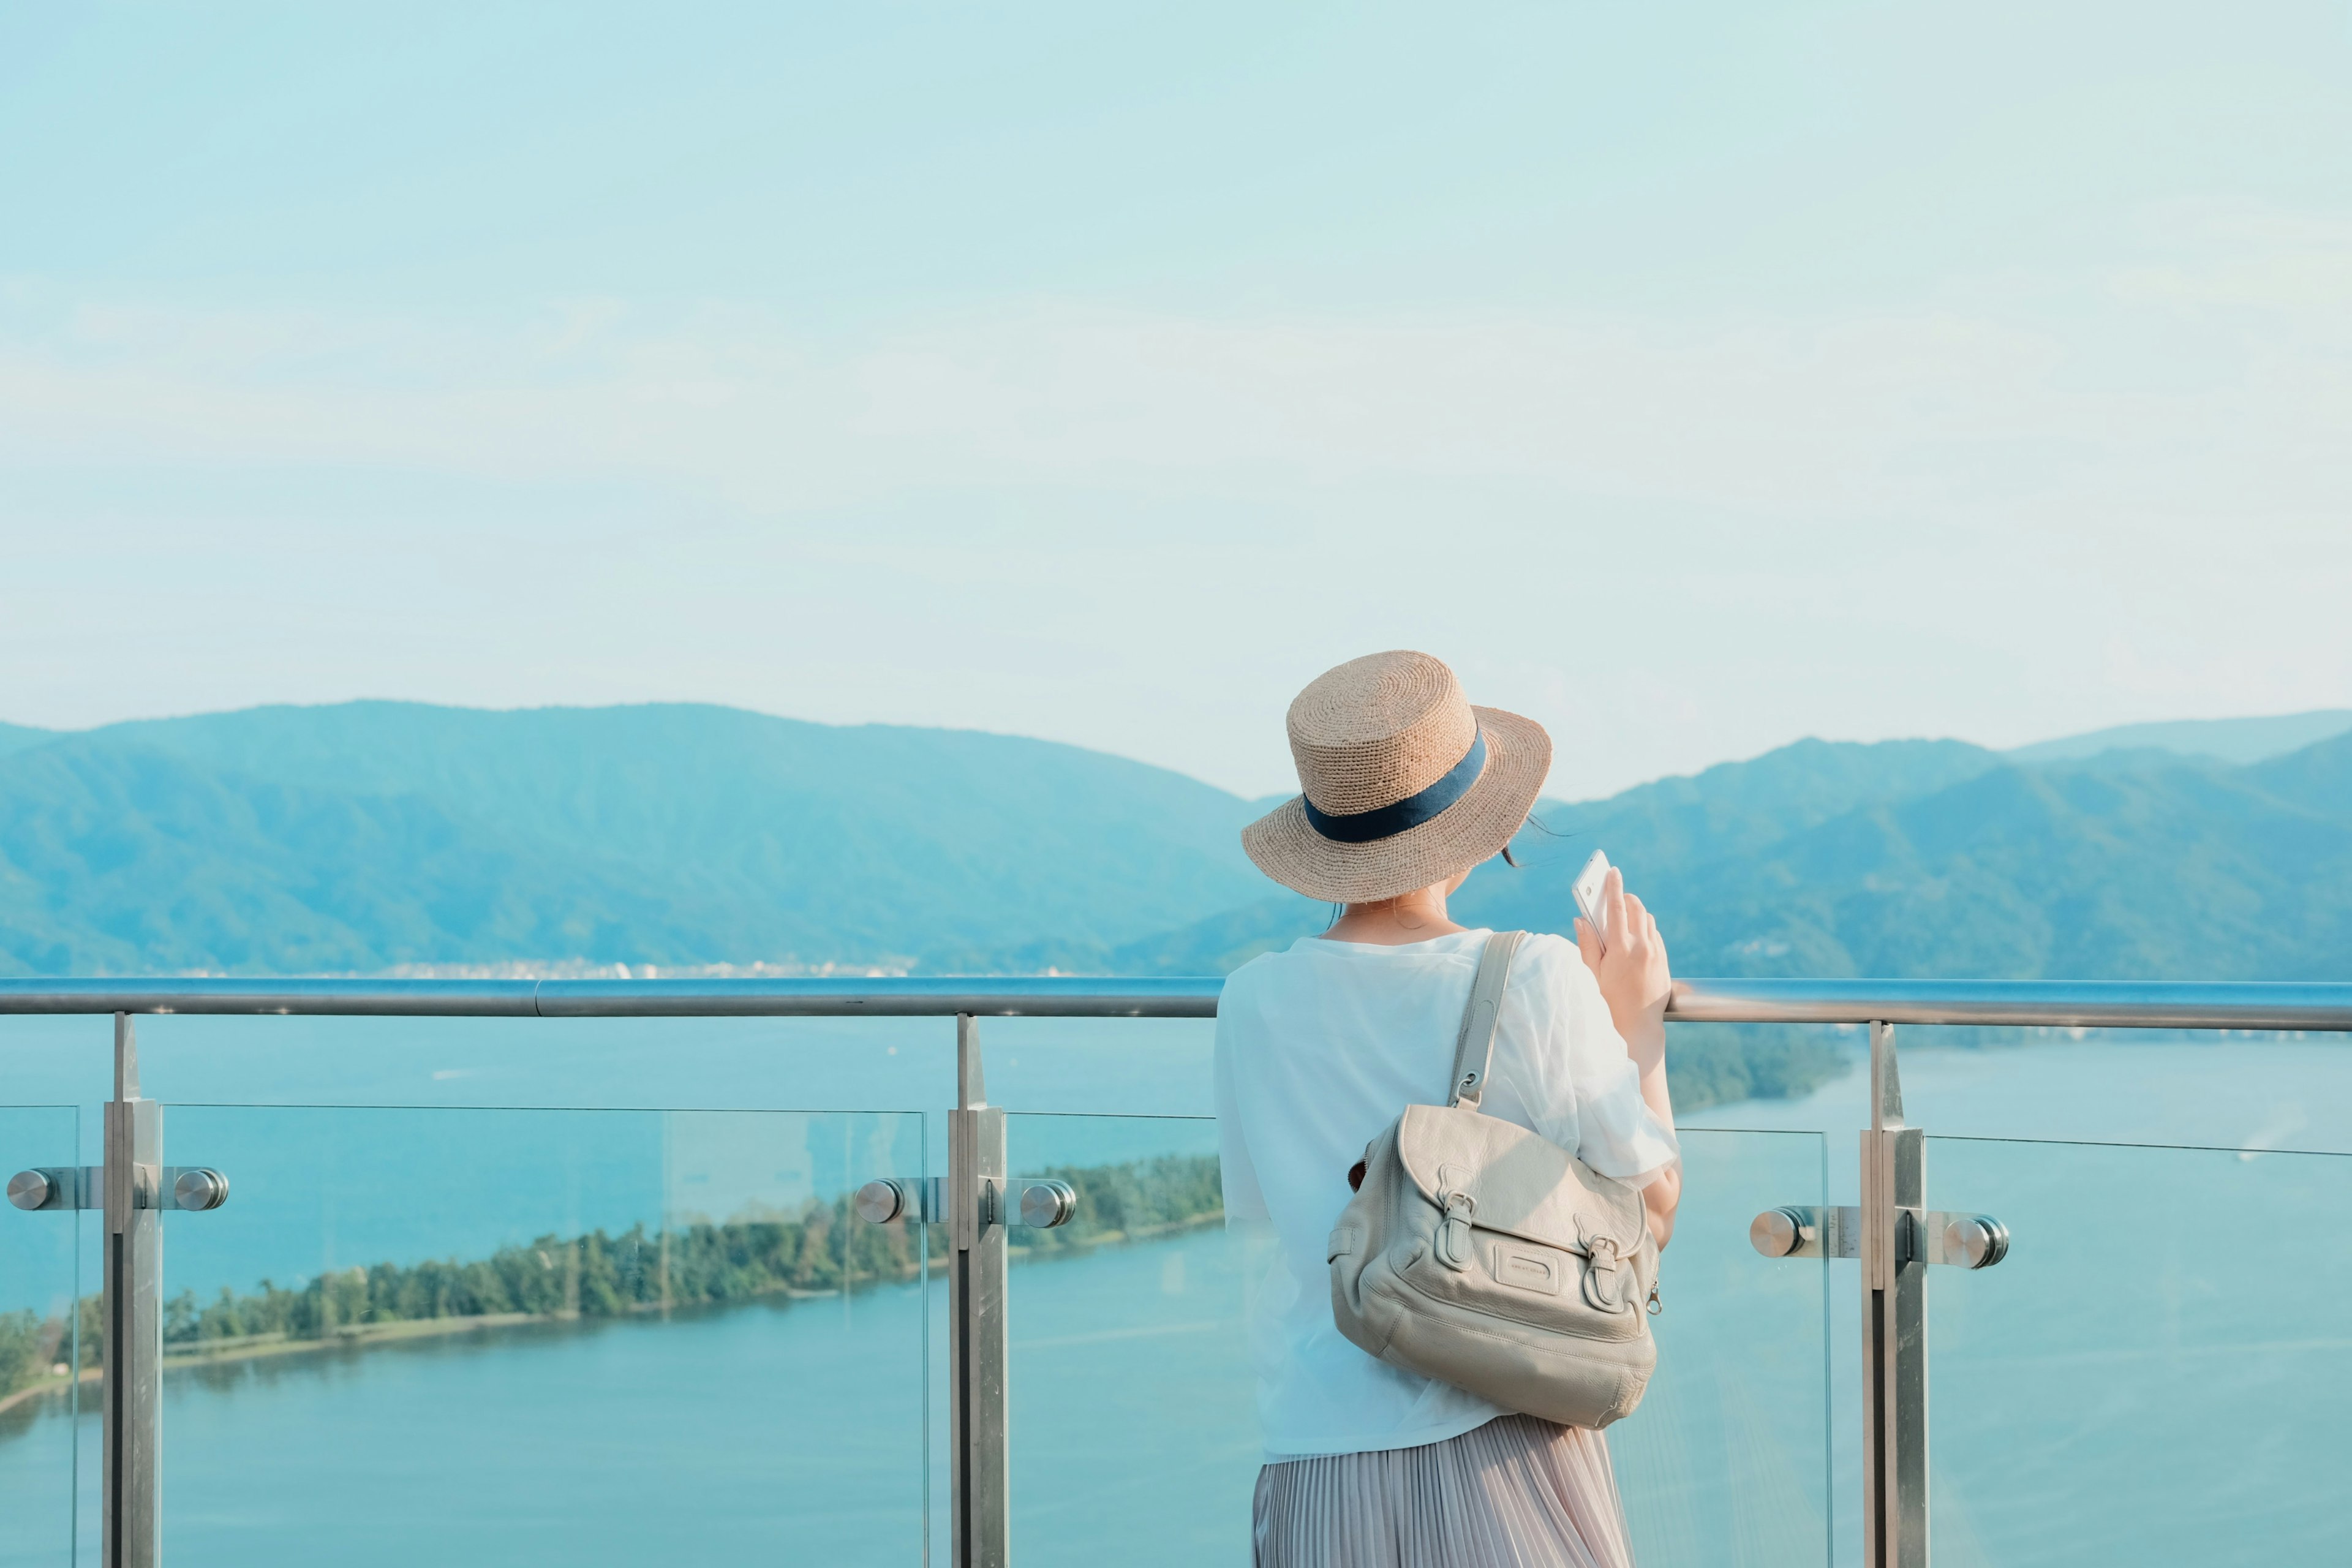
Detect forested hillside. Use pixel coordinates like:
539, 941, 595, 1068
1110, 735, 2352, 986
0, 703, 1263, 974
2, 702, 2346, 992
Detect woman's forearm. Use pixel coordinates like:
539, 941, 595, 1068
1626, 1021, 1681, 1246
1578, 875, 1681, 1249
1626, 1023, 1673, 1134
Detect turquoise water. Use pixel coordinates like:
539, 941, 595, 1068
3, 1028, 2351, 1564
0, 1123, 1834, 1568
1688, 1037, 2352, 1568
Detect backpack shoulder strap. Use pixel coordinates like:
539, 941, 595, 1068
1449, 930, 1526, 1111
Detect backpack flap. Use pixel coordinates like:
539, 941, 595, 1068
1392, 1102, 1648, 1265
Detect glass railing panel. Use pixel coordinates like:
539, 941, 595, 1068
157, 1104, 927, 1567
1608, 1128, 1832, 1568
1003, 1115, 1832, 1567
1926, 1133, 2352, 1566
0, 1106, 83, 1568
1005, 1112, 1255, 1567
963, 1018, 1219, 1120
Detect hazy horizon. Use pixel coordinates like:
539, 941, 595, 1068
6, 693, 2346, 804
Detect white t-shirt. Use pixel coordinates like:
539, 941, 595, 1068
1213, 928, 1680, 1461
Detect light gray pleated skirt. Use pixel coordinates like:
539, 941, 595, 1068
1253, 1415, 1636, 1568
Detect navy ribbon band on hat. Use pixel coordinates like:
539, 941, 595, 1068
1302, 729, 1487, 845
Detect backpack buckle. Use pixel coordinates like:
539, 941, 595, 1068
1439, 1190, 1478, 1272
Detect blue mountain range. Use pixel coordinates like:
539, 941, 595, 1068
1, 702, 2346, 989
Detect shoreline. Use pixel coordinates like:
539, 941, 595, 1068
0, 1212, 1224, 1417
0, 1366, 98, 1419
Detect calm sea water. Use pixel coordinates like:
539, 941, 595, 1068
2, 1023, 2348, 1566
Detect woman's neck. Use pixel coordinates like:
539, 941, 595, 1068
1319, 885, 1469, 946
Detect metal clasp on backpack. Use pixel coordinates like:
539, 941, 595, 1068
1580, 1231, 1639, 1313
1438, 1190, 1478, 1272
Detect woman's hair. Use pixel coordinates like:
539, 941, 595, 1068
1501, 810, 1566, 869
1324, 813, 1550, 921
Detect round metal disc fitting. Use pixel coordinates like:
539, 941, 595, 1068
1747, 1206, 1808, 1258
1942, 1214, 2009, 1270
6, 1170, 53, 1212
173, 1168, 230, 1212
1019, 1180, 1079, 1229
854, 1179, 911, 1226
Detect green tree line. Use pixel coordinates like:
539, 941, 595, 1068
0, 1310, 66, 1404
1, 1153, 1226, 1401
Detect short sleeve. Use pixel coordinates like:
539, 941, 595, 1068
1212, 1004, 1272, 1224
1496, 934, 1679, 1183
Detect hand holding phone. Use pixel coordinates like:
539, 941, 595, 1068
1572, 850, 1613, 954
1570, 851, 1673, 1053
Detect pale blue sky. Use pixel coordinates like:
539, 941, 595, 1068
2, 2, 2347, 797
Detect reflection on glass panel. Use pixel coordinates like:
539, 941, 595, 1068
1006, 1113, 1257, 1567
1609, 1129, 1832, 1568
155, 1106, 925, 1568
0, 1106, 82, 1568
1928, 1134, 2352, 1567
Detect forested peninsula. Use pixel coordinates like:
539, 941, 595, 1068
0, 1153, 1223, 1414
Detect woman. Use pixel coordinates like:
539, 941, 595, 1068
1214, 650, 1681, 1568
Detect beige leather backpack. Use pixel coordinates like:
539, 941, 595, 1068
1327, 930, 1660, 1430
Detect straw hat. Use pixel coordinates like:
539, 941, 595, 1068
1242, 650, 1551, 904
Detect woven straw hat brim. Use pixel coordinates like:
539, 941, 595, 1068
1240, 706, 1551, 905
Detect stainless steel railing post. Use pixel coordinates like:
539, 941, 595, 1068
1859, 1020, 1928, 1568
102, 1012, 162, 1568
947, 1014, 1009, 1567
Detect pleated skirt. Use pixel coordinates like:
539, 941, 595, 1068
1253, 1415, 1637, 1568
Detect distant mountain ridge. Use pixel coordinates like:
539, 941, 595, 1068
0, 723, 53, 760
2005, 710, 2352, 767
1104, 733, 2352, 984
0, 701, 2346, 992
1466, 735, 2352, 984
0, 703, 1265, 975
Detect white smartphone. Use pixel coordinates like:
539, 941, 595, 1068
1572, 849, 1613, 954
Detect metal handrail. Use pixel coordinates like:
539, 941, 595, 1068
0, 974, 2346, 1028
1660, 977, 2352, 1031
